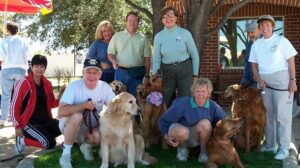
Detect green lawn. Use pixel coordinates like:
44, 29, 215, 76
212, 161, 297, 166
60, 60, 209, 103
34, 144, 282, 168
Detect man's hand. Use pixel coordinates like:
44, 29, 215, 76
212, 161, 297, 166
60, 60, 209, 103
100, 62, 111, 70
85, 100, 95, 111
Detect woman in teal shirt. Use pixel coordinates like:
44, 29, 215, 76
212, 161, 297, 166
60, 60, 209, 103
152, 6, 200, 107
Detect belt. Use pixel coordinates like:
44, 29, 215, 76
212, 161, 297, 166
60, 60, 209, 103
119, 66, 129, 70
163, 59, 189, 66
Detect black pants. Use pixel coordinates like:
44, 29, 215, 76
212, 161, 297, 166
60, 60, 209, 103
23, 119, 61, 149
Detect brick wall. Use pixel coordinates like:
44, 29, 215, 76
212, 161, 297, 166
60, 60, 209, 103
202, 3, 300, 106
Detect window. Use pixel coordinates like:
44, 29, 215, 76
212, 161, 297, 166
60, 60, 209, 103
218, 17, 283, 69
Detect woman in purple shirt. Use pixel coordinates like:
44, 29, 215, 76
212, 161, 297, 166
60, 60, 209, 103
87, 20, 115, 83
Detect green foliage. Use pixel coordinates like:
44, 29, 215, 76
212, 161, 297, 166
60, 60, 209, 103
14, 0, 153, 51
34, 144, 282, 168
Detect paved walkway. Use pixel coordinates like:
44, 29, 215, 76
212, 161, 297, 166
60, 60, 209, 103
0, 107, 299, 168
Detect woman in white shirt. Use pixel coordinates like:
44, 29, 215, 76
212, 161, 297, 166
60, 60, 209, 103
249, 15, 297, 160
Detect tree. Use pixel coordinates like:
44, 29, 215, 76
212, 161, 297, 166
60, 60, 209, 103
14, 0, 145, 51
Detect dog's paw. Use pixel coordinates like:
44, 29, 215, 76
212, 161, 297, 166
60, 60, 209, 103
100, 163, 109, 168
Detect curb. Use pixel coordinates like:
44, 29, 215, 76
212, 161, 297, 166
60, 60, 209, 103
16, 149, 56, 168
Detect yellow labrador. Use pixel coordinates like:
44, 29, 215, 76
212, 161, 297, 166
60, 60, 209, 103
99, 92, 156, 168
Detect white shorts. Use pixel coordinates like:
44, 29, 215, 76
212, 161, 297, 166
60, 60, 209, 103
168, 123, 199, 148
59, 116, 99, 143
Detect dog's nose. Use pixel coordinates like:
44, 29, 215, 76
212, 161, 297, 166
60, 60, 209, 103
116, 85, 120, 91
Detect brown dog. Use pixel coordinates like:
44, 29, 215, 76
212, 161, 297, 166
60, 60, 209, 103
206, 118, 244, 168
140, 75, 167, 148
99, 92, 156, 168
109, 80, 127, 95
224, 84, 266, 153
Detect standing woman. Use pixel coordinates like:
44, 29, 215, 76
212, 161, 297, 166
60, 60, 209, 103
152, 6, 199, 107
249, 15, 297, 160
87, 20, 115, 83
0, 21, 30, 126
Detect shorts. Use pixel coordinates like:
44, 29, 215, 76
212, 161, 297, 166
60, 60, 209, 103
168, 123, 199, 148
59, 116, 99, 143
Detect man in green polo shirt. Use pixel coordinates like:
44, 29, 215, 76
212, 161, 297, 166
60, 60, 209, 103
108, 11, 151, 96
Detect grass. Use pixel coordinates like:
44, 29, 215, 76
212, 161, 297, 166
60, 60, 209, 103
34, 144, 282, 168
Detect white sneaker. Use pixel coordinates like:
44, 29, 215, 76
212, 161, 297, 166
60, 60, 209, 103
261, 145, 277, 154
80, 143, 94, 160
176, 146, 189, 161
15, 136, 25, 154
59, 154, 72, 168
274, 149, 289, 160
198, 153, 208, 163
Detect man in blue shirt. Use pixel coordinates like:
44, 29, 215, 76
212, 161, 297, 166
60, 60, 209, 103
241, 19, 260, 87
159, 77, 226, 163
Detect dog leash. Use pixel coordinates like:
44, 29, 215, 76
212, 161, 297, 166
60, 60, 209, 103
83, 99, 99, 134
265, 85, 289, 91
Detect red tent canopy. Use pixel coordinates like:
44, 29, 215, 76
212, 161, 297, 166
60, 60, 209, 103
0, 0, 38, 14
0, 0, 52, 14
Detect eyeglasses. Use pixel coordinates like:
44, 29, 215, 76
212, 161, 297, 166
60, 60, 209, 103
162, 13, 176, 19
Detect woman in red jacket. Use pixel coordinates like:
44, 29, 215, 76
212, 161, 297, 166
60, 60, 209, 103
11, 54, 64, 154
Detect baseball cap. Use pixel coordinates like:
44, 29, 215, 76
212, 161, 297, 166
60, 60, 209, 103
83, 58, 101, 71
245, 19, 257, 32
257, 15, 275, 25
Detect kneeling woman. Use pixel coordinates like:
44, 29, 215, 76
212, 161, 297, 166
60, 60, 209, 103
11, 54, 64, 153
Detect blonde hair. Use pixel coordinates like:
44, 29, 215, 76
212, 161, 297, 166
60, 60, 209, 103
95, 20, 115, 40
191, 77, 213, 98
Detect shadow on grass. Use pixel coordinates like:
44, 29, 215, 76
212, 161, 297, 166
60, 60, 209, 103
34, 144, 282, 168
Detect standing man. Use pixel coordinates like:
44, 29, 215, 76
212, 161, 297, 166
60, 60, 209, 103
241, 19, 260, 87
108, 11, 151, 96
58, 58, 115, 168
0, 21, 30, 126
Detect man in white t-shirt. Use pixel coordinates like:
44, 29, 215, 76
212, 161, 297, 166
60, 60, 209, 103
58, 58, 115, 168
249, 15, 297, 161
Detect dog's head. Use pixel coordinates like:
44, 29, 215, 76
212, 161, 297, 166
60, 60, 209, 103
136, 83, 146, 100
109, 92, 140, 116
110, 80, 127, 95
213, 118, 243, 141
145, 74, 163, 94
224, 84, 245, 99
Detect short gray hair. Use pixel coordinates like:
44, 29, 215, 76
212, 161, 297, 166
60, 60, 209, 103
191, 77, 213, 97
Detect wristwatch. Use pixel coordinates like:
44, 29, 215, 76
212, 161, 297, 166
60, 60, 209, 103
290, 78, 296, 81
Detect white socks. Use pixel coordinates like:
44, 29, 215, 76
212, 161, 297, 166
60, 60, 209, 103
62, 143, 73, 156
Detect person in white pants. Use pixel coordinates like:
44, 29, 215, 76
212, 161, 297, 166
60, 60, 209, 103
249, 14, 297, 160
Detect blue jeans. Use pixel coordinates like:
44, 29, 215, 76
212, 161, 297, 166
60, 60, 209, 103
1, 68, 27, 121
114, 68, 142, 97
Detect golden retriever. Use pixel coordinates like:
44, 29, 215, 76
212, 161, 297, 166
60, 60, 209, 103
206, 118, 244, 168
109, 80, 127, 95
224, 84, 266, 153
99, 92, 156, 168
140, 75, 167, 148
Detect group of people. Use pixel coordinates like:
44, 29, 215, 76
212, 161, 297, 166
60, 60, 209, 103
0, 5, 297, 168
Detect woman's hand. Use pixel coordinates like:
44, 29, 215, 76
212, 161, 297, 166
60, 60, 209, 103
164, 134, 179, 147
288, 80, 297, 93
258, 79, 266, 88
15, 128, 23, 137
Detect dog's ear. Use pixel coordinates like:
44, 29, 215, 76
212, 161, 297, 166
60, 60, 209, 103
110, 96, 121, 112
